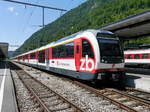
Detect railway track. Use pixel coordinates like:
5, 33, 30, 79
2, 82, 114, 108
11, 64, 83, 112
12, 62, 150, 112
100, 89, 150, 111
125, 87, 150, 102
69, 81, 150, 112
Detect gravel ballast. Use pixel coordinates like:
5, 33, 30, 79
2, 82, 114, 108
15, 63, 126, 112
11, 70, 40, 112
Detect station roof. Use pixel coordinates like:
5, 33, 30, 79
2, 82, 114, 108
100, 10, 150, 40
0, 42, 8, 59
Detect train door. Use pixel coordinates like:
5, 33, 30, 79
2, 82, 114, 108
75, 39, 82, 71
46, 49, 49, 70
81, 39, 95, 72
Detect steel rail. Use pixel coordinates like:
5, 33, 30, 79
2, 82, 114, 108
18, 76, 51, 112
105, 88, 150, 106
12, 63, 83, 112
73, 81, 137, 112
126, 87, 150, 95
125, 87, 150, 103
11, 62, 148, 112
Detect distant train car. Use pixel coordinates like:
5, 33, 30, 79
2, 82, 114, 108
13, 29, 125, 83
124, 48, 150, 68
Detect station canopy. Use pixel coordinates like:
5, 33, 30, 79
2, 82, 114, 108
100, 10, 150, 40
0, 42, 8, 60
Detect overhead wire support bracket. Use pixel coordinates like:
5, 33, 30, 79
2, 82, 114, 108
1, 0, 67, 11
1, 0, 67, 48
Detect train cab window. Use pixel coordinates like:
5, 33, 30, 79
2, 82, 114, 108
38, 50, 45, 63
134, 54, 140, 59
82, 39, 94, 58
142, 54, 148, 59
127, 55, 132, 59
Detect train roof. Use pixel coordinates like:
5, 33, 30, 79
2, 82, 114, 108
56, 29, 114, 42
86, 29, 113, 35
15, 29, 114, 57
16, 48, 39, 57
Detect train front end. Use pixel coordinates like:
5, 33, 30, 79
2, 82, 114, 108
95, 31, 125, 83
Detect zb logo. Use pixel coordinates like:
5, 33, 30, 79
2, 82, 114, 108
80, 55, 94, 71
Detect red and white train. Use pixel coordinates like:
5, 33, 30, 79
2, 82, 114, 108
13, 29, 125, 82
124, 48, 150, 67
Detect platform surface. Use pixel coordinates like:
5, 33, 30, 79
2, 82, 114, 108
126, 73, 150, 92
0, 61, 18, 112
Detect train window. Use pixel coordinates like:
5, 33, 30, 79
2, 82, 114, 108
30, 53, 36, 59
23, 55, 27, 60
52, 46, 61, 58
52, 47, 58, 58
52, 42, 74, 58
59, 45, 66, 58
124, 55, 128, 59
46, 49, 49, 60
82, 39, 94, 58
65, 42, 74, 57
38, 50, 45, 63
25, 55, 28, 59
22, 56, 24, 60
24, 56, 25, 60
127, 55, 132, 59
134, 54, 140, 59
142, 54, 148, 59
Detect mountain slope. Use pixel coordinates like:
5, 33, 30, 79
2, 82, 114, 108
15, 0, 150, 55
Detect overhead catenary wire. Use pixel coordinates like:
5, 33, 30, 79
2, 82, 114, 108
22, 0, 40, 32
1, 0, 67, 29
0, 0, 67, 11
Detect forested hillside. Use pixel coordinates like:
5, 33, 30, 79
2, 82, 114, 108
15, 0, 150, 55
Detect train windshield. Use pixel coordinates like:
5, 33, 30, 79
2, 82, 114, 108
98, 39, 122, 56
97, 34, 123, 64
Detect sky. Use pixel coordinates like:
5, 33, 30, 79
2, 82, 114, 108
0, 0, 87, 51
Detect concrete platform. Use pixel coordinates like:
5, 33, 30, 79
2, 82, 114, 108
0, 61, 18, 112
125, 73, 150, 92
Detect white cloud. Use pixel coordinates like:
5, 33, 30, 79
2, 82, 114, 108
15, 12, 19, 16
8, 7, 15, 12
7, 6, 19, 16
